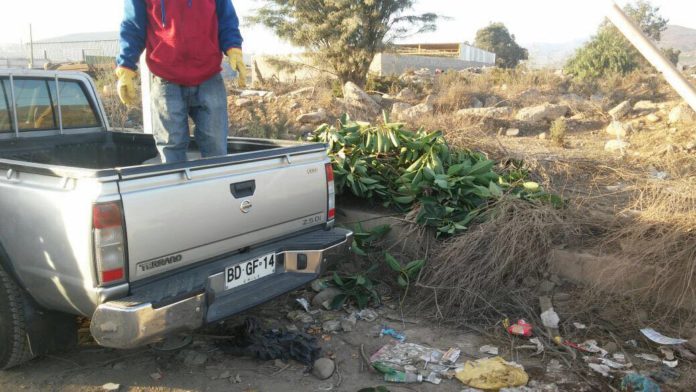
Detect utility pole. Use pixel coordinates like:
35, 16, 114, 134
28, 24, 34, 69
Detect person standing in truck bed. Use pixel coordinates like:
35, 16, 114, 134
115, 0, 247, 163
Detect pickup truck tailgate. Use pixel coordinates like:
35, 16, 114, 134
118, 151, 330, 281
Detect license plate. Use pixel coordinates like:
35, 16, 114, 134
225, 253, 276, 291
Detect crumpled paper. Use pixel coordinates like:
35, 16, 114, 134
455, 356, 529, 389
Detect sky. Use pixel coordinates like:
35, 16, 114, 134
1, 0, 695, 53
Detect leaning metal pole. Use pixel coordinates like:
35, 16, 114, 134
606, 1, 696, 112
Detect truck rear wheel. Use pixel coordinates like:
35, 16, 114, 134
0, 267, 35, 369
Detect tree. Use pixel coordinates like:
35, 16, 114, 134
249, 0, 438, 86
565, 0, 678, 79
474, 23, 528, 69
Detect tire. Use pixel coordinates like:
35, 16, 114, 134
0, 267, 35, 369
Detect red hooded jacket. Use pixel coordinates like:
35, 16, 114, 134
117, 0, 243, 87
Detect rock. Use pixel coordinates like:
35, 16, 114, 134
471, 97, 484, 108
396, 87, 417, 101
686, 141, 696, 151
517, 89, 546, 105
423, 94, 438, 106
602, 342, 619, 354
608, 100, 631, 120
633, 100, 659, 112
150, 372, 163, 381
538, 132, 548, 140
312, 358, 335, 380
560, 93, 592, 112
183, 350, 208, 367
102, 383, 121, 392
515, 103, 569, 123
235, 98, 253, 107
506, 128, 521, 137
370, 94, 384, 105
322, 320, 341, 333
606, 121, 628, 138
391, 102, 413, 118
605, 140, 630, 153
668, 103, 696, 124
484, 96, 499, 107
398, 103, 433, 121
296, 109, 327, 124
646, 113, 661, 123
457, 106, 513, 119
312, 287, 343, 309
538, 280, 555, 294
343, 82, 381, 117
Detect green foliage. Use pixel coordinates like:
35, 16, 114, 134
331, 270, 380, 310
474, 23, 529, 69
565, 0, 674, 80
249, 0, 438, 86
550, 117, 567, 147
350, 223, 392, 256
309, 114, 554, 237
385, 252, 424, 305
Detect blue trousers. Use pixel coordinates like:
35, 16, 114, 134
151, 73, 229, 163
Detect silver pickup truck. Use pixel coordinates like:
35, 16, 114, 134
0, 69, 351, 369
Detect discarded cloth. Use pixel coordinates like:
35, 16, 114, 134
455, 356, 529, 389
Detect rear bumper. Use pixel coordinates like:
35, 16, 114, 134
90, 228, 352, 349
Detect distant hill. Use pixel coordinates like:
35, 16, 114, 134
661, 25, 696, 66
526, 25, 696, 69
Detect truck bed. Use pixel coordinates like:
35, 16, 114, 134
0, 131, 291, 171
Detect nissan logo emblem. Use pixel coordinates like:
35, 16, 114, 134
240, 200, 253, 213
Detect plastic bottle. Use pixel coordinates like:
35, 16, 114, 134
384, 371, 423, 383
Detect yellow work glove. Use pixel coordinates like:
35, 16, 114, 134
226, 48, 247, 88
115, 67, 138, 107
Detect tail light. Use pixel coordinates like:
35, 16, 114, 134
325, 163, 335, 220
93, 202, 126, 285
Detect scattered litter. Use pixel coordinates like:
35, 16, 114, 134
626, 339, 639, 347
529, 338, 544, 355
311, 278, 331, 292
613, 353, 627, 363
455, 357, 529, 389
233, 374, 242, 383
541, 309, 560, 329
635, 353, 661, 362
506, 319, 533, 337
600, 358, 632, 369
287, 310, 314, 324
621, 373, 661, 392
380, 327, 406, 342
588, 363, 612, 377
384, 370, 423, 383
149, 371, 163, 381
640, 328, 688, 345
296, 298, 311, 312
674, 345, 696, 360
322, 320, 341, 333
649, 366, 679, 384
341, 313, 357, 332
573, 322, 587, 330
442, 348, 461, 365
479, 345, 499, 356
662, 360, 678, 368
102, 383, 121, 392
216, 317, 320, 365
579, 340, 608, 356
370, 343, 441, 367
660, 347, 675, 361
424, 372, 442, 385
357, 309, 379, 322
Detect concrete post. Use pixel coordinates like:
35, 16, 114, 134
607, 1, 696, 112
